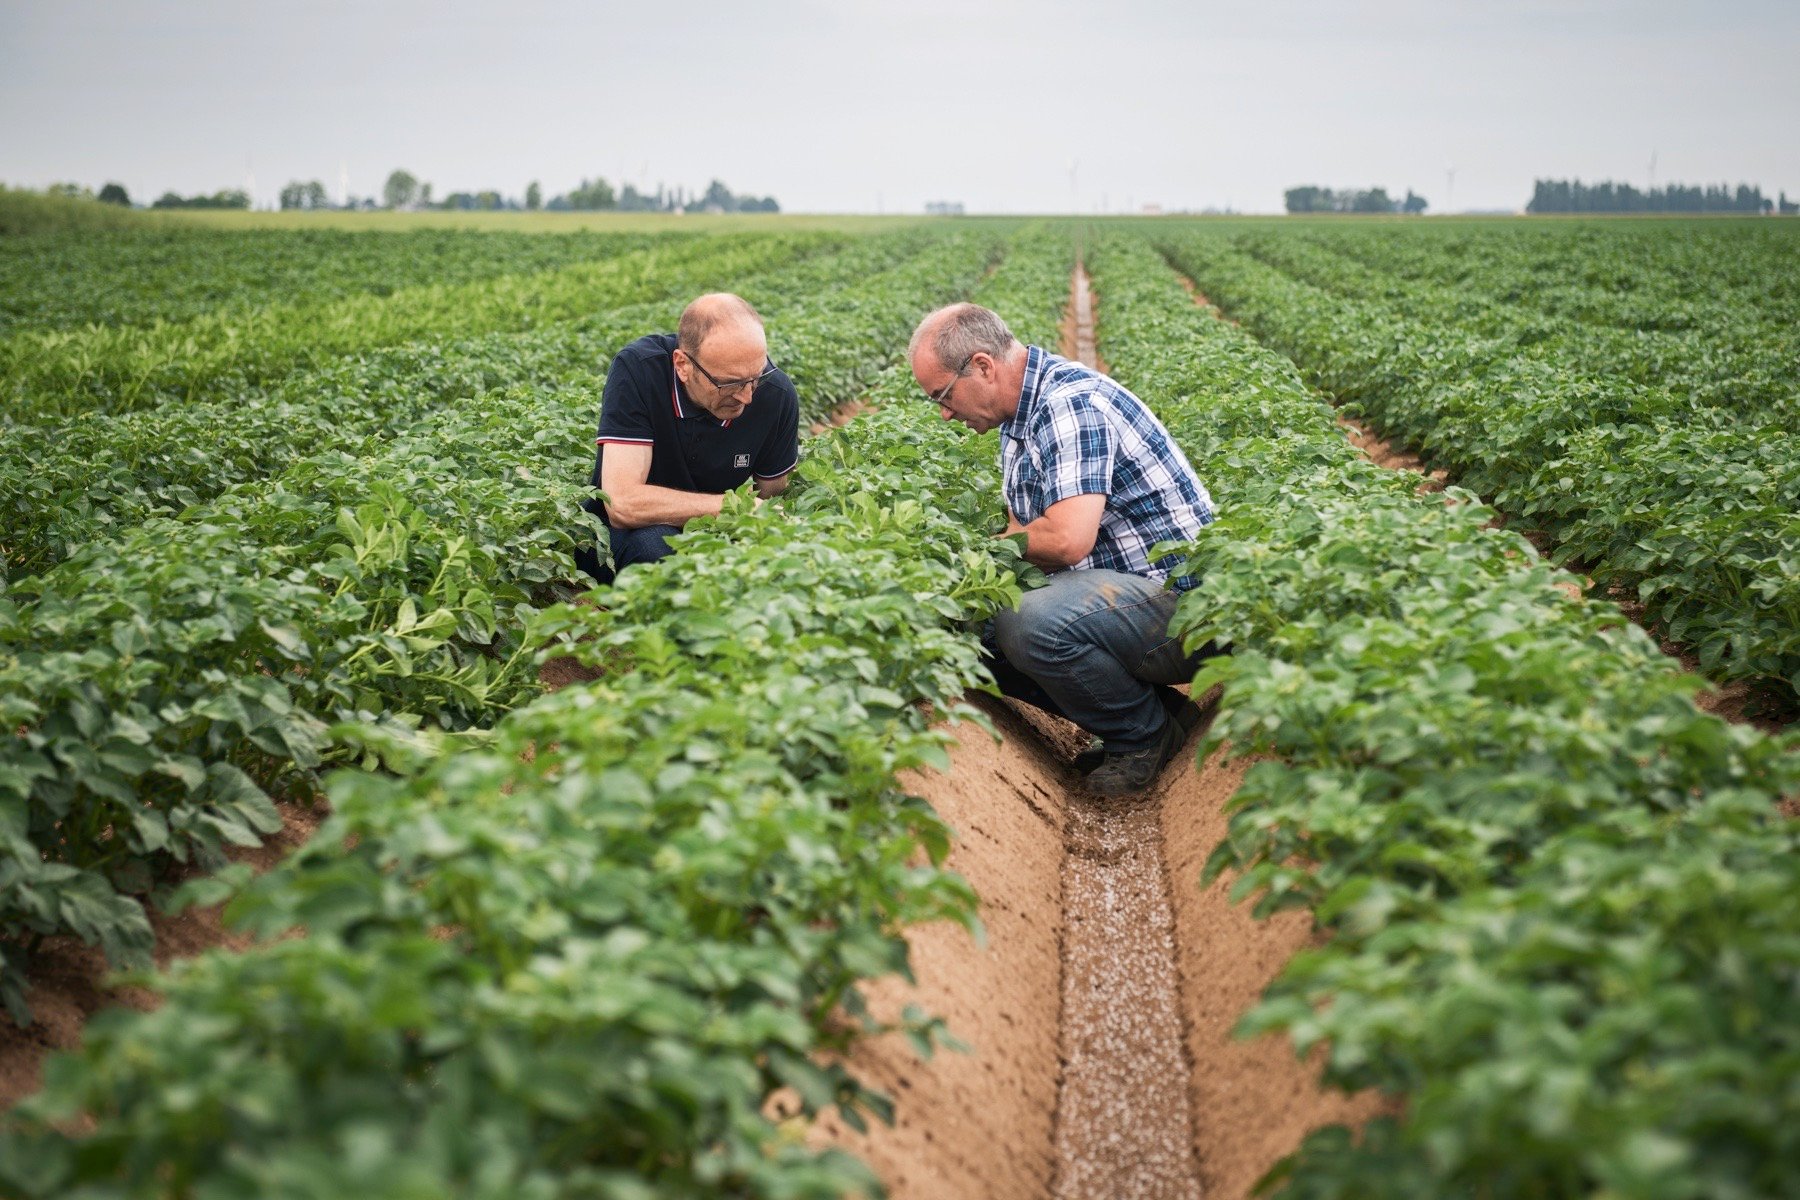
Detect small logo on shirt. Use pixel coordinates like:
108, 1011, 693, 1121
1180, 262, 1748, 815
734, 453, 751, 469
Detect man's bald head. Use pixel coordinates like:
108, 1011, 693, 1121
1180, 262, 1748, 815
678, 293, 765, 360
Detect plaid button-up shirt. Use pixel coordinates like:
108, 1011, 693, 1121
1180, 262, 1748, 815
1000, 346, 1215, 589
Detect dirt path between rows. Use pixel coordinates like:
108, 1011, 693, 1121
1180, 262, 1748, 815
1049, 264, 1206, 1198
820, 264, 1379, 1199
830, 693, 1382, 1199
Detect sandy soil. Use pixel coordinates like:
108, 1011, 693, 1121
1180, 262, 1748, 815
814, 695, 1069, 1200
1161, 747, 1390, 1196
1336, 415, 1448, 489
1053, 763, 1204, 1198
1068, 261, 1107, 373
1172, 272, 1238, 326
829, 693, 1382, 1200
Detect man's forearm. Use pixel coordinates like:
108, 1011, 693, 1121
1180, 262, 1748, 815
606, 483, 725, 529
1002, 495, 1104, 569
1004, 516, 1083, 570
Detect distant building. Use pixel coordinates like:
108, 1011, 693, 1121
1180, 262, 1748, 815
1140, 203, 1163, 216
925, 201, 965, 216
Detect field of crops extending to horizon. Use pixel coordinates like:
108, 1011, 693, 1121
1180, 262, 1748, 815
2, 212, 1797, 1199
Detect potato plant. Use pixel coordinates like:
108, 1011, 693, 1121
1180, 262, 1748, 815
1158, 224, 1800, 697
0, 227, 1072, 1199
1090, 230, 1800, 1200
0, 227, 1013, 1024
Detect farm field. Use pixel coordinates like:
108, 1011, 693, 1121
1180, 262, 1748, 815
2, 214, 1797, 1199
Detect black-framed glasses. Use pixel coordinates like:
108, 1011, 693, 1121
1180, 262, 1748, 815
926, 353, 974, 407
686, 352, 777, 396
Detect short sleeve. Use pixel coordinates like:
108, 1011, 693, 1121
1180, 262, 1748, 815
1034, 397, 1115, 507
754, 386, 800, 479
595, 351, 658, 447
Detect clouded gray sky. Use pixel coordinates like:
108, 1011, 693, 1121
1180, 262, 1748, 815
4, 0, 1796, 214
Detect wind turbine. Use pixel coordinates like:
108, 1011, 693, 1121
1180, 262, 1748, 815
1445, 165, 1457, 214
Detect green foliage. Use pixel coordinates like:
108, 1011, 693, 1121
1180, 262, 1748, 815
565, 177, 617, 210
1283, 186, 1417, 215
0, 225, 1071, 1198
1529, 178, 1776, 214
150, 189, 251, 210
0, 229, 830, 417
5, 229, 971, 1008
1159, 219, 1800, 696
1089, 229, 1800, 1199
382, 169, 421, 211
277, 180, 330, 211
0, 227, 669, 335
0, 185, 147, 236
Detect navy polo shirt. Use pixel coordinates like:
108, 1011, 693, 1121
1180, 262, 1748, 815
589, 333, 800, 521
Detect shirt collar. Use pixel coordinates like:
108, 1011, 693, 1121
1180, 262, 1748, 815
1001, 345, 1053, 442
672, 371, 727, 426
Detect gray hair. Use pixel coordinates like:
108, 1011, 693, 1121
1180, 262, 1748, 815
909, 303, 1018, 370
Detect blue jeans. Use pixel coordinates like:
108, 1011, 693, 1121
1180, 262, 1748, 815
611, 523, 680, 574
990, 569, 1204, 754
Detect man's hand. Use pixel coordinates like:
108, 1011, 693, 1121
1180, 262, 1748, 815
1002, 494, 1105, 570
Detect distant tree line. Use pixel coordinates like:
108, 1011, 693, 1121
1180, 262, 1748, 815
270, 170, 783, 214
1528, 179, 1794, 214
150, 189, 250, 210
1285, 185, 1427, 214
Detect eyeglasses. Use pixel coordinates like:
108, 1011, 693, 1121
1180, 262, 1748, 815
926, 354, 974, 407
686, 352, 777, 396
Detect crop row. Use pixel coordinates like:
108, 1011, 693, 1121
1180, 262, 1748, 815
1157, 228, 1800, 695
0, 226, 1008, 1025
1223, 225, 1799, 423
0, 228, 1075, 1198
0, 227, 686, 336
1, 224, 975, 579
0, 229, 841, 419
1089, 230, 1800, 1199
1275, 219, 1800, 336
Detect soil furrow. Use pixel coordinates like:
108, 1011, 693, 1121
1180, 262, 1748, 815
1052, 789, 1206, 1198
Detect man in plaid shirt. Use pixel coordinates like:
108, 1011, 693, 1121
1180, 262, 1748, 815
909, 303, 1217, 796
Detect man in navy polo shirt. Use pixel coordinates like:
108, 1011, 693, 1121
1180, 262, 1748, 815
578, 293, 800, 583
909, 302, 1218, 797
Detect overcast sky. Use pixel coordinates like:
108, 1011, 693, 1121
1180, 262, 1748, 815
4, 0, 1796, 214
